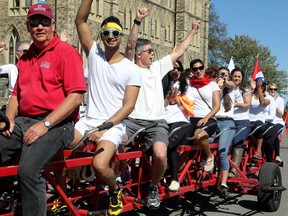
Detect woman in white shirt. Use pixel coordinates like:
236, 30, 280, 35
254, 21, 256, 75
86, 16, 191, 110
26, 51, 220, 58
266, 83, 285, 162
215, 67, 236, 195
249, 77, 270, 159
187, 59, 220, 172
164, 60, 193, 192
229, 68, 251, 177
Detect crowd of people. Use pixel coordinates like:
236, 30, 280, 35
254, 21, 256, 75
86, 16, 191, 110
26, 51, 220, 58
0, 1, 286, 216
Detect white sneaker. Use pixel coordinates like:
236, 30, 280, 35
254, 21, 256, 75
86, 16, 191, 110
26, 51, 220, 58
168, 181, 180, 192
275, 156, 282, 163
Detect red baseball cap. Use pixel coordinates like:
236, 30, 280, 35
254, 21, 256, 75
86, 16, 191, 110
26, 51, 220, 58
27, 3, 53, 19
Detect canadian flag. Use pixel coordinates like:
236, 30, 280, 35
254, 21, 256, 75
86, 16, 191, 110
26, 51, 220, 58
251, 58, 264, 80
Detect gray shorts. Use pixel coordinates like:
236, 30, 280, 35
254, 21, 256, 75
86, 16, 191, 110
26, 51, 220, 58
124, 117, 169, 150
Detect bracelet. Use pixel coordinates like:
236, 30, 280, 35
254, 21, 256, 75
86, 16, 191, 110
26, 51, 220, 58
133, 19, 141, 26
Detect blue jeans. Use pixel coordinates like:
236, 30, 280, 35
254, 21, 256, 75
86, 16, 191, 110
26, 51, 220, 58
233, 120, 251, 148
0, 116, 74, 216
217, 119, 235, 171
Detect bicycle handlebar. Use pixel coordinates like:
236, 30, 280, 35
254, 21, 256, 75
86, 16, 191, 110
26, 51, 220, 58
249, 123, 267, 136
68, 122, 114, 150
0, 111, 10, 132
186, 121, 217, 141
122, 122, 158, 146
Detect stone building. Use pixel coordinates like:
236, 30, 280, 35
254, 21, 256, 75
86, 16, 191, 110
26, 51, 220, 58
0, 0, 210, 105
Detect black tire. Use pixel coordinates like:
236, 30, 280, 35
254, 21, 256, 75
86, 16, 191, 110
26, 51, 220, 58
257, 162, 282, 212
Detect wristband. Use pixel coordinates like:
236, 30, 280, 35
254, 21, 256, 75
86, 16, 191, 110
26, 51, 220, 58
133, 19, 141, 26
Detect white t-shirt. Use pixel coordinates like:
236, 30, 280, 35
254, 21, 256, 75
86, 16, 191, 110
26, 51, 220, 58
186, 81, 220, 118
249, 93, 270, 123
216, 88, 236, 118
233, 88, 250, 121
264, 94, 276, 122
130, 55, 173, 120
0, 64, 18, 97
273, 96, 285, 125
164, 81, 191, 124
86, 42, 142, 121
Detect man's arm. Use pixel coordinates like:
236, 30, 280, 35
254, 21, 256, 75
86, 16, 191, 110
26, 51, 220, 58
107, 85, 140, 125
23, 92, 84, 145
124, 8, 150, 61
170, 20, 201, 63
75, 0, 94, 56
3, 95, 19, 137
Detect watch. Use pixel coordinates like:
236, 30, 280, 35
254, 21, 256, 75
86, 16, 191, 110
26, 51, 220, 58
43, 119, 52, 129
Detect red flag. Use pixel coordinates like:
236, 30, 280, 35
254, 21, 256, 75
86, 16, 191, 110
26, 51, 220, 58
251, 58, 264, 80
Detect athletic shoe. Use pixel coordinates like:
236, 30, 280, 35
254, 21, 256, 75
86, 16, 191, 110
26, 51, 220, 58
275, 156, 282, 163
147, 185, 160, 209
107, 187, 123, 216
218, 184, 228, 196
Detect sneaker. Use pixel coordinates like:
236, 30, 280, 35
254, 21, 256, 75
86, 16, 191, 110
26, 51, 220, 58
204, 155, 214, 172
218, 184, 228, 196
147, 185, 160, 209
252, 151, 262, 160
116, 176, 123, 186
275, 156, 282, 163
47, 197, 69, 215
107, 187, 123, 216
168, 181, 180, 192
100, 184, 109, 191
0, 191, 14, 212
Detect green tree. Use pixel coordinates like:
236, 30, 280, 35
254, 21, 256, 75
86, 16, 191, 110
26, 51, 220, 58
208, 3, 227, 68
208, 3, 288, 95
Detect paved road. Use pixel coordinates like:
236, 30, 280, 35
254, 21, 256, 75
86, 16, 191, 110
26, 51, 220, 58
122, 133, 288, 216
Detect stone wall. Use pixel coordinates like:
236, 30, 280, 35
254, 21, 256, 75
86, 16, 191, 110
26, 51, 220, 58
0, 0, 210, 106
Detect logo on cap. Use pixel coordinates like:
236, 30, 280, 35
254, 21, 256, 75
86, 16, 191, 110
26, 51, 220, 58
27, 3, 53, 19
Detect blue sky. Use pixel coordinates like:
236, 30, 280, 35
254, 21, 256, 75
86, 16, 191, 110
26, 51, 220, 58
211, 0, 288, 73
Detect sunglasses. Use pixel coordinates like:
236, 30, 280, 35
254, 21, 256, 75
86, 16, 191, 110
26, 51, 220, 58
28, 18, 52, 27
269, 88, 277, 91
173, 67, 181, 71
192, 65, 204, 72
142, 48, 154, 54
18, 49, 29, 53
101, 30, 122, 38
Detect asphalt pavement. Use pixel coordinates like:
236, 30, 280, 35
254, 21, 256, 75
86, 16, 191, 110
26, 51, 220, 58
122, 133, 288, 216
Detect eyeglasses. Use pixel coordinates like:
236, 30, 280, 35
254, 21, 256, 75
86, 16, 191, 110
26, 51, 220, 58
192, 65, 204, 72
101, 30, 122, 38
28, 18, 52, 27
269, 88, 277, 91
142, 49, 154, 54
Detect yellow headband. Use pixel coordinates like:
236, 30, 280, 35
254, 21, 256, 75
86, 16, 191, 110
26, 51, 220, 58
101, 22, 123, 31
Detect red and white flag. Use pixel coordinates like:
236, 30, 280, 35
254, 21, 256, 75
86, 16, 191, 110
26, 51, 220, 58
250, 57, 264, 89
251, 58, 264, 80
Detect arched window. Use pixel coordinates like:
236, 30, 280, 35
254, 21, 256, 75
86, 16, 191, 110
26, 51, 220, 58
9, 29, 19, 64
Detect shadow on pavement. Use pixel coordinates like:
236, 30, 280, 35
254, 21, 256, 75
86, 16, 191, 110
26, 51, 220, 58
121, 190, 262, 216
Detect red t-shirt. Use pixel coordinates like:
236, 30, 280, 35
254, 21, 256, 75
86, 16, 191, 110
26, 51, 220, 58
13, 35, 86, 122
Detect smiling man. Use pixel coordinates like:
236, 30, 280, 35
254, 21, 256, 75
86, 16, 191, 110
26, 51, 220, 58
0, 3, 86, 215
124, 20, 201, 209
74, 0, 144, 215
